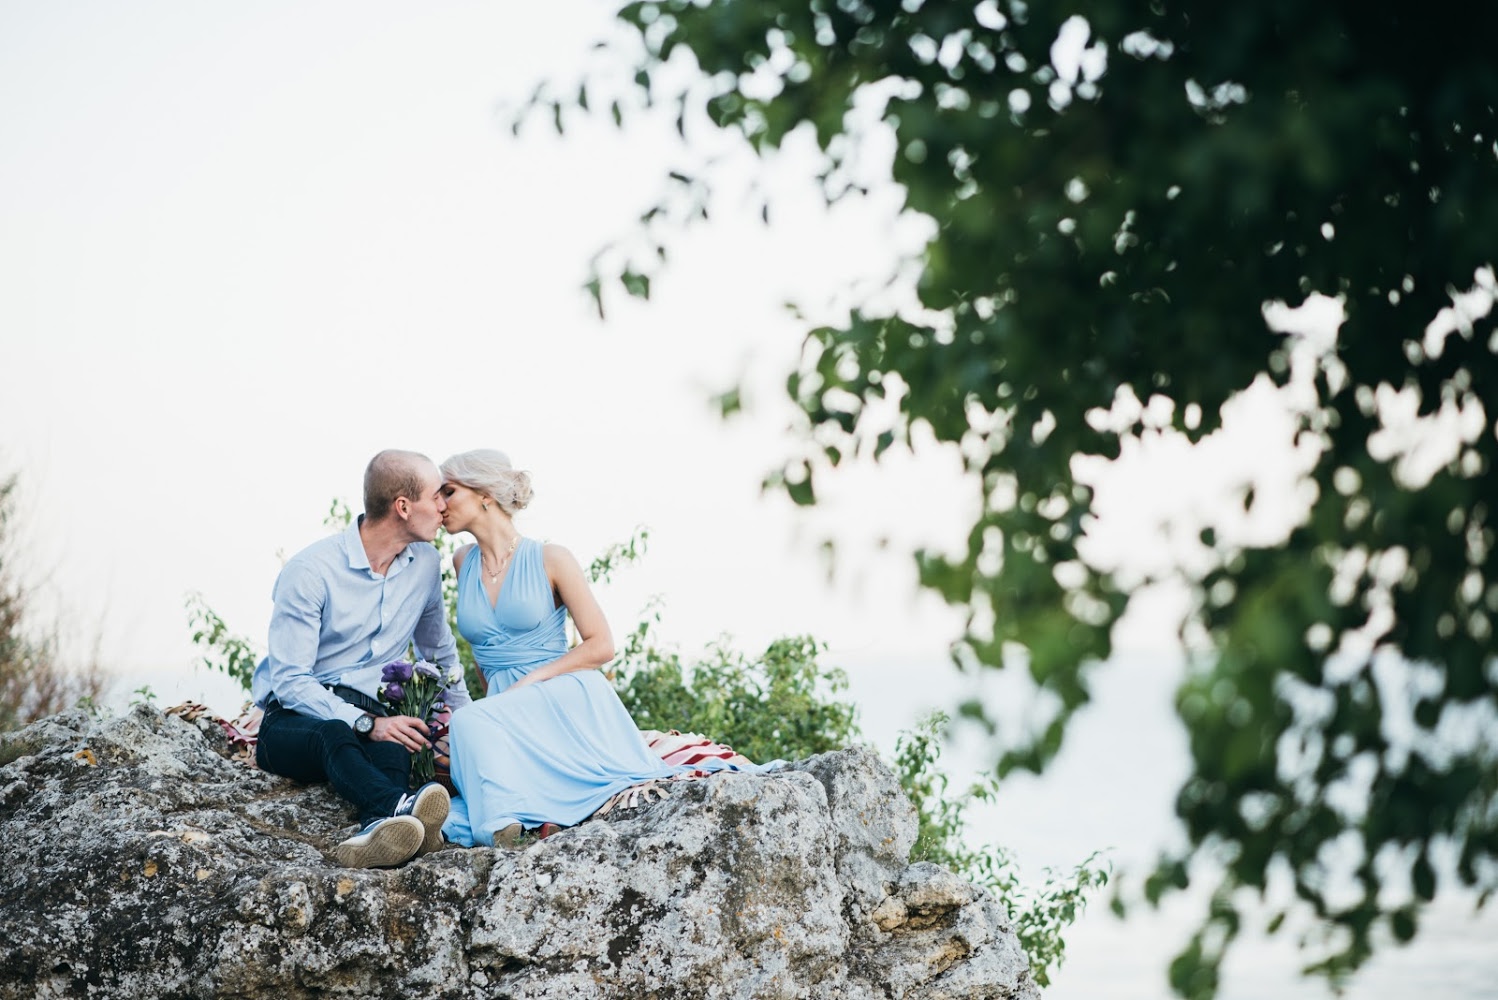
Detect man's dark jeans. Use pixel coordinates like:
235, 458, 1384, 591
256, 704, 410, 827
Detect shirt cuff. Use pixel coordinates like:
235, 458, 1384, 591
333, 702, 365, 728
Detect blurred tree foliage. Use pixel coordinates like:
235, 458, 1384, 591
0, 474, 108, 732
523, 1, 1498, 994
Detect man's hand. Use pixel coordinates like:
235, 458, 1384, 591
369, 714, 431, 751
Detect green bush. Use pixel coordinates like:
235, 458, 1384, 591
612, 612, 856, 764
895, 712, 1110, 987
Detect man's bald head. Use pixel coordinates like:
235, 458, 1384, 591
363, 450, 437, 523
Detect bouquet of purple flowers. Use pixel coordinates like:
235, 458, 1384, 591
379, 659, 460, 786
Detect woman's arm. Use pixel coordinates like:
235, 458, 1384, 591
505, 543, 615, 690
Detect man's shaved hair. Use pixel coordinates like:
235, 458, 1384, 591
363, 450, 432, 522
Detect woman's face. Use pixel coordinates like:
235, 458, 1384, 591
439, 481, 487, 534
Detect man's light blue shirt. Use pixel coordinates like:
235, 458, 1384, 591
250, 519, 469, 727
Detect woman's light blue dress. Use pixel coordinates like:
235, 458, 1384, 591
442, 538, 741, 847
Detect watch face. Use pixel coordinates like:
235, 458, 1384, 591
355, 714, 373, 735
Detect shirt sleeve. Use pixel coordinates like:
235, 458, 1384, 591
413, 561, 469, 710
265, 560, 363, 727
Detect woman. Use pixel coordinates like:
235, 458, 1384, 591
437, 449, 737, 848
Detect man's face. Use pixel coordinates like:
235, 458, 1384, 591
404, 465, 448, 542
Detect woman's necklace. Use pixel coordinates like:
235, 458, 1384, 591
484, 535, 520, 582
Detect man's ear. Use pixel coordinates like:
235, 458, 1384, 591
394, 497, 411, 520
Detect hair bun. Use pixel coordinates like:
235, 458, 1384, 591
505, 471, 534, 511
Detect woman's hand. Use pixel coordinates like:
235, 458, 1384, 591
506, 673, 539, 693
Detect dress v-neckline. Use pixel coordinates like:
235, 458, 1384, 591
477, 539, 521, 612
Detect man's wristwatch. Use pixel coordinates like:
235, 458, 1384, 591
353, 713, 375, 737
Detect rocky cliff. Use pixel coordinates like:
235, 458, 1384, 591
0, 704, 1037, 999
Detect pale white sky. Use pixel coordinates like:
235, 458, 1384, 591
0, 0, 980, 714
0, 1, 1327, 720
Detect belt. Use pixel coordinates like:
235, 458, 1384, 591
326, 684, 388, 717
264, 685, 388, 718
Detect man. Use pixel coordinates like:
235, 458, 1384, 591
251, 449, 471, 868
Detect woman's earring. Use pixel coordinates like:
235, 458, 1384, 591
482, 502, 489, 510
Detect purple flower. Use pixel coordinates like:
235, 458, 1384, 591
413, 661, 441, 680
382, 661, 414, 683
383, 681, 406, 703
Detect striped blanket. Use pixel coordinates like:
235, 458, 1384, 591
639, 728, 755, 772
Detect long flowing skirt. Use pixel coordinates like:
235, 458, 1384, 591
442, 669, 683, 847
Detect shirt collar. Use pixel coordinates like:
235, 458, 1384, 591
343, 517, 372, 573
343, 515, 418, 577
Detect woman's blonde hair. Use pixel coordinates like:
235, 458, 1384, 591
440, 449, 534, 516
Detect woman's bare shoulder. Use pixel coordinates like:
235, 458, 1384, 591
540, 542, 587, 579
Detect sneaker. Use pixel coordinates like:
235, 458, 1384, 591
492, 823, 523, 849
334, 815, 425, 869
395, 781, 450, 856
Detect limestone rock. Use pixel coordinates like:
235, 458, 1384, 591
0, 704, 1039, 1000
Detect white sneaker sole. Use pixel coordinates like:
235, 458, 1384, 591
334, 815, 425, 868
409, 784, 451, 856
